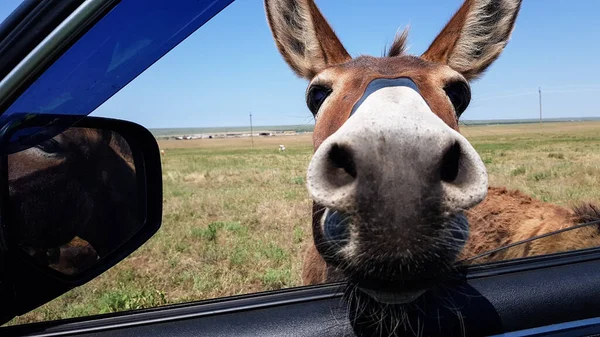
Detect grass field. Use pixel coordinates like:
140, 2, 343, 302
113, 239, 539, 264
6, 121, 600, 326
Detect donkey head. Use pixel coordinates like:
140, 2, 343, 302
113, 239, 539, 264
265, 0, 521, 303
8, 127, 138, 274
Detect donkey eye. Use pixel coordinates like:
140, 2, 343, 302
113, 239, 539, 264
306, 85, 332, 115
36, 138, 63, 154
444, 81, 471, 117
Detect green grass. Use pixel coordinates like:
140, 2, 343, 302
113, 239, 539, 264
511, 166, 527, 176
6, 122, 600, 326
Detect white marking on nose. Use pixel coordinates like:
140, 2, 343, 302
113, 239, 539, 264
307, 77, 487, 215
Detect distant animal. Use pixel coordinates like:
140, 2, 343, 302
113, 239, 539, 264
264, 0, 600, 318
160, 149, 165, 156
279, 144, 286, 152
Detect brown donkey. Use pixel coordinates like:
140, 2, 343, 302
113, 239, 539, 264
8, 127, 138, 275
265, 0, 600, 305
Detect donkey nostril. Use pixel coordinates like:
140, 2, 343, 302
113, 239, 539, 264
326, 143, 357, 187
440, 141, 461, 183
329, 144, 357, 177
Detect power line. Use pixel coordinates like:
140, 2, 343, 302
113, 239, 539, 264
472, 87, 600, 103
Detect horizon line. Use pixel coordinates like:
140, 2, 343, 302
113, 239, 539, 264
147, 116, 600, 130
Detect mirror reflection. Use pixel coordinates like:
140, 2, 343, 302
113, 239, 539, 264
7, 126, 139, 276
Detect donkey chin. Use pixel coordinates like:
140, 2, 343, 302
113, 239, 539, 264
306, 84, 488, 305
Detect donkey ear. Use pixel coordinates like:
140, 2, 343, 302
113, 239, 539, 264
264, 0, 351, 79
421, 0, 522, 81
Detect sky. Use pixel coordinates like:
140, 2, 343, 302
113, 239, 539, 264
1, 0, 599, 129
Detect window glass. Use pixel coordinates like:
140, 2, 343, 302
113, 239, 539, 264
2, 0, 232, 124
3, 0, 600, 327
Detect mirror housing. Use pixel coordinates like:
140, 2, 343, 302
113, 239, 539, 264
0, 114, 162, 324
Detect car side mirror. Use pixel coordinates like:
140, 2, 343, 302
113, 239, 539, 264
0, 114, 162, 325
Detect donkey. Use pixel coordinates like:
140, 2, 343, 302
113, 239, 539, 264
265, 0, 600, 309
7, 126, 139, 275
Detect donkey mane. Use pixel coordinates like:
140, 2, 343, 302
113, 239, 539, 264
386, 27, 410, 57
572, 203, 600, 225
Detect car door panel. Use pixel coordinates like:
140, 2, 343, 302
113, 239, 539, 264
4, 255, 600, 337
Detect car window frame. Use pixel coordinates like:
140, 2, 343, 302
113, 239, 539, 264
0, 0, 120, 113
0, 0, 88, 83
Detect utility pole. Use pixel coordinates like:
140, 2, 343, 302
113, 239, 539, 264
250, 112, 254, 149
539, 87, 543, 128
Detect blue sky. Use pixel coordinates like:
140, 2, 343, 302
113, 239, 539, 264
1, 0, 599, 128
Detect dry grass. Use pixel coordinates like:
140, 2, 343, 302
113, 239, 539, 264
5, 121, 600, 326
461, 122, 600, 206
